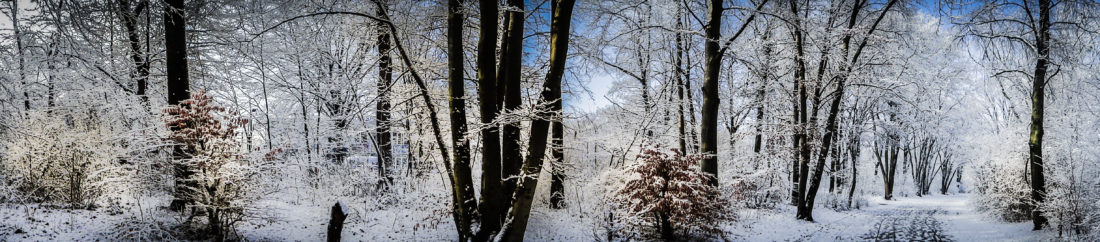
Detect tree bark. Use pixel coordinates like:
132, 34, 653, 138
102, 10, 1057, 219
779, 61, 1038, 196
789, 0, 808, 208
498, 0, 574, 240
447, 0, 478, 239
376, 5, 394, 189
550, 98, 565, 209
675, 7, 688, 153
164, 0, 193, 212
474, 0, 503, 239
699, 0, 722, 187
498, 0, 525, 217
1029, 0, 1050, 231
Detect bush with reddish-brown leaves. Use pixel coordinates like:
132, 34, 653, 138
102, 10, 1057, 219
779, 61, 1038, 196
614, 144, 733, 240
163, 91, 253, 240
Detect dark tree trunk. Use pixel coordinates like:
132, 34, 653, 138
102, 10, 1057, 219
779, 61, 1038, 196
789, 0, 808, 208
474, 0, 503, 239
498, 1, 574, 239
164, 0, 193, 212
699, 0, 722, 187
847, 135, 860, 207
877, 137, 900, 201
376, 6, 394, 188
675, 7, 687, 153
447, 0, 478, 239
1029, 0, 1050, 231
498, 0, 525, 217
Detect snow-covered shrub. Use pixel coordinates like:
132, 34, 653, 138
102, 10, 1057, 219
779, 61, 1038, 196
164, 91, 255, 240
1, 110, 123, 208
730, 168, 783, 209
614, 145, 732, 240
971, 160, 1031, 222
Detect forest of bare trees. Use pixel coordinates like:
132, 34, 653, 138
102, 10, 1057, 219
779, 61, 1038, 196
2, 0, 1100, 240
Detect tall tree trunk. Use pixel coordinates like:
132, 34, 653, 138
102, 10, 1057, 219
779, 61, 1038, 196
376, 9, 394, 188
699, 0, 722, 187
498, 0, 525, 217
675, 7, 687, 152
498, 0, 574, 240
1029, 0, 1050, 231
752, 29, 771, 154
474, 0, 503, 239
447, 0, 478, 239
164, 0, 193, 212
789, 0, 808, 207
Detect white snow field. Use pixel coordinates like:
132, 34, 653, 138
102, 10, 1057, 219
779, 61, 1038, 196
0, 193, 1052, 241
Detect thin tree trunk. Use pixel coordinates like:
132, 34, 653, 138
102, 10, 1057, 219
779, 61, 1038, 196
10, 0, 29, 113
498, 1, 574, 239
675, 7, 687, 152
46, 41, 56, 112
752, 28, 771, 154
259, 39, 273, 150
119, 0, 150, 107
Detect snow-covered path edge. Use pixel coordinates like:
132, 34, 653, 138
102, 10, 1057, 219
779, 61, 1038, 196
728, 194, 1045, 241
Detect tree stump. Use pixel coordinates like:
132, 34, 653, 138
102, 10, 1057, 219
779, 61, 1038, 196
327, 201, 347, 242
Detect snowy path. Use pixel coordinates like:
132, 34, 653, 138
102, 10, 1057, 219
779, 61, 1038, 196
731, 194, 1043, 241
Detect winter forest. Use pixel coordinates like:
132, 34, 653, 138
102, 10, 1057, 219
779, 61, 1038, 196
1, 0, 1099, 240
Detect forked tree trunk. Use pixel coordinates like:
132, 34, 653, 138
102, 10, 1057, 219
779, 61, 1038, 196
497, 1, 574, 240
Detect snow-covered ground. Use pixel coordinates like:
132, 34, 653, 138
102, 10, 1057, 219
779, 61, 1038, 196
0, 193, 1051, 241
730, 194, 1044, 241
